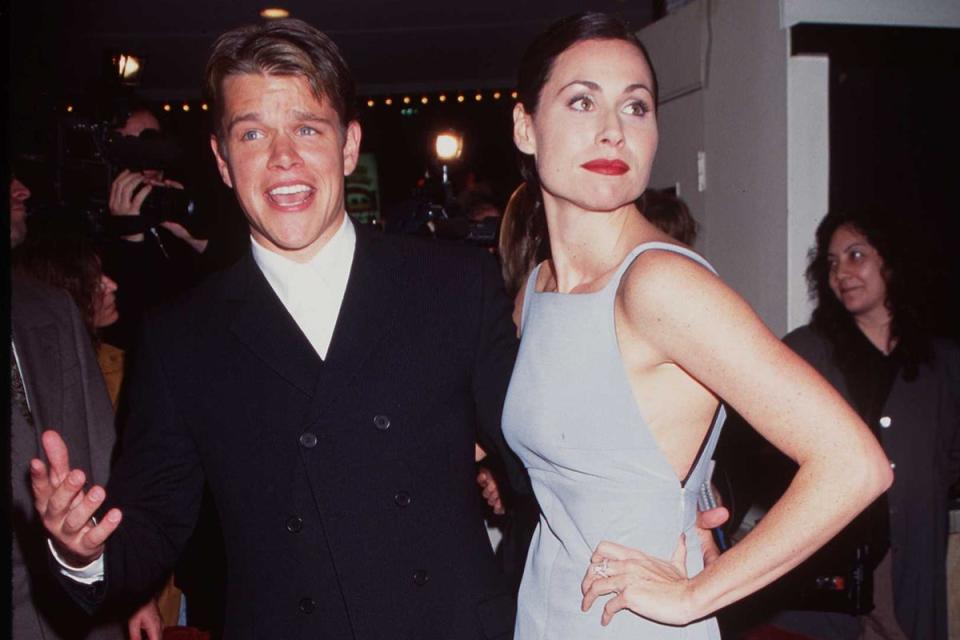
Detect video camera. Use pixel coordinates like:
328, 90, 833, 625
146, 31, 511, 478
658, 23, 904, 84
57, 117, 196, 235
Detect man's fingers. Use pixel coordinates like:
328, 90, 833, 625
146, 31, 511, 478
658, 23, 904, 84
84, 508, 122, 548
62, 485, 106, 534
30, 458, 54, 511
41, 430, 71, 484
131, 184, 153, 211
45, 469, 86, 517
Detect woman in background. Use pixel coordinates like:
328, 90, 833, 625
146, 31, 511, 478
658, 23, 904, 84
767, 209, 960, 639
500, 12, 892, 639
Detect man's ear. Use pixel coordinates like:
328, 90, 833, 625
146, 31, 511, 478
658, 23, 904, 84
513, 103, 537, 156
210, 135, 233, 189
342, 121, 362, 176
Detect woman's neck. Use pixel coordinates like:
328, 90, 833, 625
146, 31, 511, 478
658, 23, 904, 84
854, 307, 894, 354
541, 196, 654, 293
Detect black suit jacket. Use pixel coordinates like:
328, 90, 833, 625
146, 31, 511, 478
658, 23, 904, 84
96, 226, 522, 639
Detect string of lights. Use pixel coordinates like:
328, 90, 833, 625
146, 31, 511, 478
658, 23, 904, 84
60, 90, 519, 115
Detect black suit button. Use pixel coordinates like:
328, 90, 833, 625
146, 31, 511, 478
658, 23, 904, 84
286, 515, 303, 533
299, 597, 316, 614
299, 432, 318, 448
413, 570, 430, 586
394, 491, 412, 507
373, 414, 391, 431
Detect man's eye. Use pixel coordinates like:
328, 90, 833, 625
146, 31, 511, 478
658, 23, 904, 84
241, 130, 263, 141
298, 126, 318, 136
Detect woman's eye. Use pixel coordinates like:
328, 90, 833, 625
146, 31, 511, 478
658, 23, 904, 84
623, 101, 650, 117
569, 95, 594, 111
851, 250, 864, 261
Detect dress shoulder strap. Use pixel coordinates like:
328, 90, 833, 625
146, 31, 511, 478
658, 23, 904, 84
518, 263, 543, 335
611, 242, 718, 288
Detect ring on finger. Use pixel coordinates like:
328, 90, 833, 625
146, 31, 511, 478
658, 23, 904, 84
593, 557, 610, 578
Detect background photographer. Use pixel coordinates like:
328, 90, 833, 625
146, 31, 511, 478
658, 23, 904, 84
100, 102, 208, 350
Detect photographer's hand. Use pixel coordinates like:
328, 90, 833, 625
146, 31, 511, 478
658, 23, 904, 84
109, 171, 184, 242
109, 170, 152, 241
159, 221, 208, 254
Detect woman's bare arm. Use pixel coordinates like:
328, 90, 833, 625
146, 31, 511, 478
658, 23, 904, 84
582, 250, 892, 625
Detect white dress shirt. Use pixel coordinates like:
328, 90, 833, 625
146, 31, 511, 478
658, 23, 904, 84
54, 214, 357, 583
250, 214, 355, 359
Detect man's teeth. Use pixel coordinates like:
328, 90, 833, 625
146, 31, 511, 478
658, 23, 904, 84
269, 184, 311, 195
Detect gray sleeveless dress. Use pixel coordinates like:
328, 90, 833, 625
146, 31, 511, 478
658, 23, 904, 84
503, 243, 726, 639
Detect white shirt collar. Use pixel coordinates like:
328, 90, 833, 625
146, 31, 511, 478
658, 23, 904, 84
249, 214, 356, 358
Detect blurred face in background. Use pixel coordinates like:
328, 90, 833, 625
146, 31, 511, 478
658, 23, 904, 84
117, 109, 164, 181
828, 224, 889, 321
10, 177, 31, 247
92, 270, 119, 328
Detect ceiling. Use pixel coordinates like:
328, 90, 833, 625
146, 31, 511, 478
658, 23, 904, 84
10, 0, 656, 102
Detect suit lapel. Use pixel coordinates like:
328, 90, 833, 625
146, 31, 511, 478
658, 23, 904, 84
227, 253, 322, 398
12, 309, 63, 432
304, 226, 403, 420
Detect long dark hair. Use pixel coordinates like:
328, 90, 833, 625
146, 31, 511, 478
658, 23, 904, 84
14, 215, 106, 343
502, 12, 658, 286
807, 209, 931, 377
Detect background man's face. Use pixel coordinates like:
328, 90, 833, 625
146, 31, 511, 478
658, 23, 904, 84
117, 110, 164, 180
10, 177, 31, 247
117, 110, 161, 137
210, 73, 361, 263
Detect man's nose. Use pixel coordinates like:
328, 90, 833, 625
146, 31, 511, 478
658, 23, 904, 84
269, 134, 304, 170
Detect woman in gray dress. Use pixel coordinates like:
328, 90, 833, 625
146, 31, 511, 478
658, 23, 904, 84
500, 13, 894, 638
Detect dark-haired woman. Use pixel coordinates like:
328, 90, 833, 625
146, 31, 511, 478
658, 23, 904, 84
500, 13, 893, 638
765, 209, 960, 639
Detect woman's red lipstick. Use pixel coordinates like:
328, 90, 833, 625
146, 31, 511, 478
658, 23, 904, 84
581, 159, 629, 175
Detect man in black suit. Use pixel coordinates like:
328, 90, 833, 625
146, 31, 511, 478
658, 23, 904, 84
30, 19, 522, 639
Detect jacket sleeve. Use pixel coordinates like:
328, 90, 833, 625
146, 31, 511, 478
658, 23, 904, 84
100, 315, 205, 608
470, 251, 532, 499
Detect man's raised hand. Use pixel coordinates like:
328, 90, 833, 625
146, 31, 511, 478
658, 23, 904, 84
30, 430, 122, 567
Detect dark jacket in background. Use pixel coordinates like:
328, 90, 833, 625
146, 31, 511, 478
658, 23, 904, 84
11, 275, 126, 640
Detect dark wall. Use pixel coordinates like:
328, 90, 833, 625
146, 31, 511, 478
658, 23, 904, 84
794, 24, 960, 336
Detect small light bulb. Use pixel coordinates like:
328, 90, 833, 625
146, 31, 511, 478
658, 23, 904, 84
260, 7, 290, 19
438, 94, 447, 103
457, 95, 465, 103
163, 104, 172, 112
